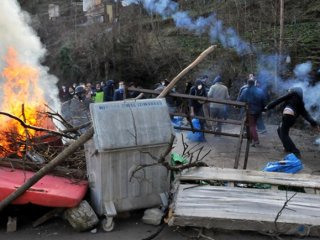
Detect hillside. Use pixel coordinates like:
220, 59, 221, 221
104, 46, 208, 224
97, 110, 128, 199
20, 0, 320, 92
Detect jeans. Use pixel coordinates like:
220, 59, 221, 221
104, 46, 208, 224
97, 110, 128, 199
210, 107, 225, 132
256, 114, 266, 132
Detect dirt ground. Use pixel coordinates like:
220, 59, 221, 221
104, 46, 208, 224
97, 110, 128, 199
173, 123, 320, 173
1, 122, 320, 240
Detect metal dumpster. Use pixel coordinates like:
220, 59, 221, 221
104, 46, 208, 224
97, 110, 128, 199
84, 99, 174, 231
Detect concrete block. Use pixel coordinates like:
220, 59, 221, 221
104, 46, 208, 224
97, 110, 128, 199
7, 216, 17, 232
142, 208, 164, 226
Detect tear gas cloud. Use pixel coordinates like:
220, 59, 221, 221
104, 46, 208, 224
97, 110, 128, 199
124, 0, 320, 121
0, 0, 59, 111
125, 0, 251, 55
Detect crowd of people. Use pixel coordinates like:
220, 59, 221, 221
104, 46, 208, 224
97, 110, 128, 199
187, 73, 319, 158
58, 80, 144, 108
59, 73, 319, 159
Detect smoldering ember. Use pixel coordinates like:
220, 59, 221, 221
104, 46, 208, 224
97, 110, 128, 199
0, 0, 320, 239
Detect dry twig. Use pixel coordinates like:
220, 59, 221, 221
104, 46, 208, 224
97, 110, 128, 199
129, 134, 208, 181
274, 191, 297, 233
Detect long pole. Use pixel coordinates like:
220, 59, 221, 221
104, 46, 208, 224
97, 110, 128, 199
279, 0, 284, 58
276, 0, 284, 92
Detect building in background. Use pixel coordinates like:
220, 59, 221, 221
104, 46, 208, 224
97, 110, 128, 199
83, 0, 118, 24
48, 4, 60, 20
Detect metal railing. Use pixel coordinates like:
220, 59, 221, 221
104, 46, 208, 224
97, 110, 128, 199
127, 87, 250, 169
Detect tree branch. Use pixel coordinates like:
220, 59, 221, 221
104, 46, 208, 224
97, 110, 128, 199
0, 112, 75, 139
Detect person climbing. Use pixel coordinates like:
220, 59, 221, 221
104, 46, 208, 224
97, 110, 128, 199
264, 87, 319, 158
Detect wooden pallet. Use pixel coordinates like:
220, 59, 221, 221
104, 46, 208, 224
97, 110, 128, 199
169, 167, 320, 237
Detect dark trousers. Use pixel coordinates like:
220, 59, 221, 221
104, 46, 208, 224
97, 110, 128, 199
277, 114, 300, 155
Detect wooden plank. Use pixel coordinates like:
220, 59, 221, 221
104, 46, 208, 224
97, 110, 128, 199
169, 184, 320, 236
32, 208, 65, 227
170, 215, 320, 237
180, 167, 320, 189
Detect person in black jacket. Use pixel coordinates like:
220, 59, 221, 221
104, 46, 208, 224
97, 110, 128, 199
264, 87, 318, 158
103, 80, 115, 102
189, 79, 207, 129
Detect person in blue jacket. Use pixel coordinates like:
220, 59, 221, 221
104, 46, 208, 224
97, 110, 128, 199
113, 81, 126, 101
238, 78, 267, 147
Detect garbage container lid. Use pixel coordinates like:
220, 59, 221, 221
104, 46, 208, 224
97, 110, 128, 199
90, 99, 174, 151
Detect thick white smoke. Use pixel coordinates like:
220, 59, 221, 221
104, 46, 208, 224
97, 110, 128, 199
0, 0, 59, 111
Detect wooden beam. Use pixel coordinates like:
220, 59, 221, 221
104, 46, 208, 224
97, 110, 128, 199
128, 87, 246, 107
169, 184, 320, 237
179, 167, 320, 189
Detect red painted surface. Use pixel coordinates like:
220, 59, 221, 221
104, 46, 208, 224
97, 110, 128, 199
0, 167, 88, 208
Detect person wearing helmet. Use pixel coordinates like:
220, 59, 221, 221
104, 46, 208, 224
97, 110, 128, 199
75, 85, 86, 101
264, 87, 319, 158
61, 85, 91, 133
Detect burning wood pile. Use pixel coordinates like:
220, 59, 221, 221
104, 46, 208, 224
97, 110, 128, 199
0, 48, 88, 180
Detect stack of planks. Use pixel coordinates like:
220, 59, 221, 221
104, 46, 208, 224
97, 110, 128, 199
168, 167, 320, 237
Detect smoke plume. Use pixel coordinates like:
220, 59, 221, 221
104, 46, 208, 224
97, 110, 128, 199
0, 0, 59, 111
125, 0, 320, 121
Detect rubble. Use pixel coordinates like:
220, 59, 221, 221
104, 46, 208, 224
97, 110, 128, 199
142, 208, 164, 226
64, 200, 99, 232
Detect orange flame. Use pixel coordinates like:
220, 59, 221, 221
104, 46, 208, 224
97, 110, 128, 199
0, 47, 54, 157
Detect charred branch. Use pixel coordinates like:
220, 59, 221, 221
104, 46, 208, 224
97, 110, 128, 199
0, 127, 94, 212
0, 111, 76, 139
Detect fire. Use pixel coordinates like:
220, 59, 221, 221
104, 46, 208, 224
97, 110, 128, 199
0, 47, 54, 157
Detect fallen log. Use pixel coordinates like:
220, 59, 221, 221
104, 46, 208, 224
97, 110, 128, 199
0, 127, 94, 212
157, 45, 217, 98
